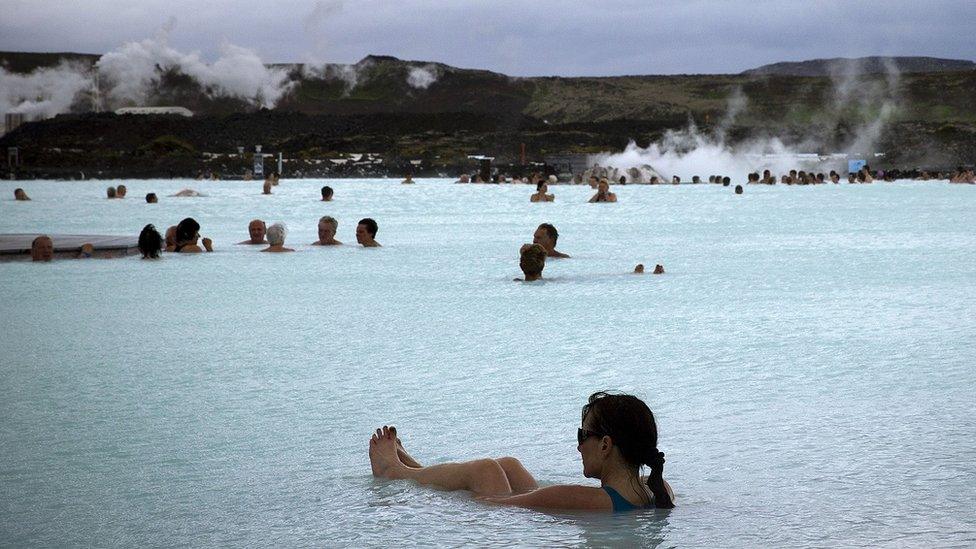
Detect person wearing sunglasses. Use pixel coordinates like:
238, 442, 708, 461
368, 392, 674, 512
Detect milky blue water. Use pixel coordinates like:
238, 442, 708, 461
1, 179, 975, 547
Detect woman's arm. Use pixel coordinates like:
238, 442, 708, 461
479, 485, 611, 511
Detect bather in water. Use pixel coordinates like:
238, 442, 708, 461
368, 392, 674, 512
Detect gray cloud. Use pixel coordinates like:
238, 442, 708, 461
1, 0, 974, 76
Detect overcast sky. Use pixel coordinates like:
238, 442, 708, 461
2, 0, 974, 76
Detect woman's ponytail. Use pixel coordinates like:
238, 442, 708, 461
645, 449, 674, 509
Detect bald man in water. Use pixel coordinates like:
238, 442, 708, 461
239, 219, 268, 245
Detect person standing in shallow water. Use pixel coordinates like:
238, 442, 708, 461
14, 188, 30, 201
368, 392, 675, 512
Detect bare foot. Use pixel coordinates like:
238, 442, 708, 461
369, 425, 407, 479
390, 426, 422, 468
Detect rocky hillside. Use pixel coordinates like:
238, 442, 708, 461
742, 56, 976, 77
3, 53, 976, 176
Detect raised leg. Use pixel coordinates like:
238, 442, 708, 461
370, 426, 513, 496
495, 456, 539, 493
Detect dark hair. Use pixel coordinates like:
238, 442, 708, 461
321, 186, 333, 198
722, 176, 731, 185
537, 222, 558, 243
519, 243, 546, 276
536, 181, 546, 191
138, 224, 163, 258
358, 217, 378, 237
176, 217, 200, 243
107, 186, 116, 198
735, 185, 743, 194
145, 193, 157, 203
582, 392, 674, 509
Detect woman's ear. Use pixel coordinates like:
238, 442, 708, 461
600, 435, 612, 455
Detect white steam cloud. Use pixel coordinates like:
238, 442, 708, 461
0, 61, 93, 119
302, 58, 374, 95
599, 60, 902, 179
407, 65, 439, 89
96, 26, 294, 108
0, 21, 296, 121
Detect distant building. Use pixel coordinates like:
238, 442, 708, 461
114, 107, 194, 117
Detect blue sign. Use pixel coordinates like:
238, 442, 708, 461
848, 159, 866, 173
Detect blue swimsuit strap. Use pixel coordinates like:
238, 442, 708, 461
602, 486, 644, 512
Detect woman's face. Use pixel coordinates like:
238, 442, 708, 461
578, 414, 606, 479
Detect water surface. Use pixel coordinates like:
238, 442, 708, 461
1, 179, 975, 547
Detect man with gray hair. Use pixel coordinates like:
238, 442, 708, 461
261, 222, 294, 253
312, 216, 342, 246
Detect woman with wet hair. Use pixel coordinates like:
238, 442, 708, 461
173, 217, 212, 253
138, 224, 163, 259
368, 392, 674, 512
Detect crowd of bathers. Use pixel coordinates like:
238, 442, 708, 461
15, 163, 971, 263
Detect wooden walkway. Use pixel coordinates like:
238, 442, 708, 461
0, 233, 139, 261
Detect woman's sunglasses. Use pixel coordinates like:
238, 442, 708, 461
577, 428, 603, 445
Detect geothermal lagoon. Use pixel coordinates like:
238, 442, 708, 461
1, 179, 975, 547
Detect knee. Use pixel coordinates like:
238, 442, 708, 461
473, 458, 504, 470
495, 456, 524, 470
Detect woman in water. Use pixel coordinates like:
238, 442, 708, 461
369, 392, 674, 511
138, 224, 163, 259
530, 181, 554, 202
588, 179, 618, 203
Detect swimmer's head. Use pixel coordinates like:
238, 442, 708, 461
548, 175, 558, 184
722, 177, 731, 186
357, 218, 378, 244
248, 219, 267, 243
116, 184, 127, 197
145, 192, 158, 203
138, 224, 163, 259
519, 243, 546, 279
634, 264, 645, 273
536, 181, 548, 193
579, 392, 674, 509
14, 188, 28, 200
321, 186, 334, 200
734, 185, 743, 194
692, 176, 700, 184
318, 216, 338, 241
266, 223, 287, 246
31, 235, 54, 262
597, 180, 609, 193
107, 186, 116, 198
176, 217, 200, 243
533, 223, 558, 249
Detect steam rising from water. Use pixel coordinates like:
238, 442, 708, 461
598, 59, 902, 179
